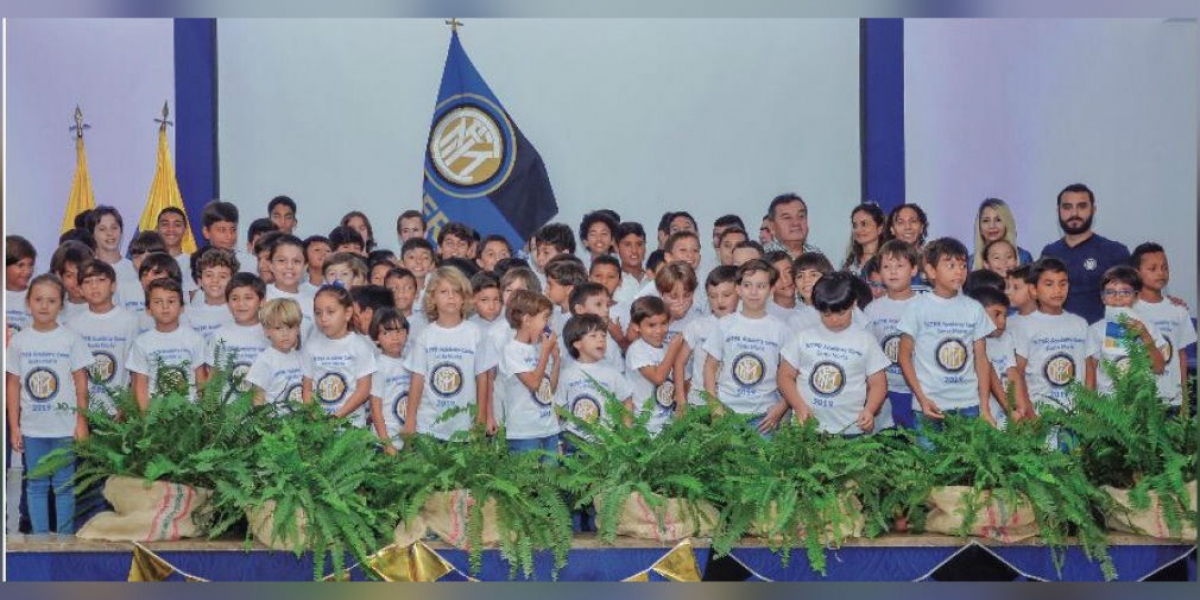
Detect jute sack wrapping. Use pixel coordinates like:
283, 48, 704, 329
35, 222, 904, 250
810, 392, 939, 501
924, 485, 1039, 543
421, 490, 502, 549
393, 514, 428, 548
1103, 480, 1197, 541
77, 476, 212, 541
750, 494, 866, 545
246, 500, 309, 551
594, 491, 718, 542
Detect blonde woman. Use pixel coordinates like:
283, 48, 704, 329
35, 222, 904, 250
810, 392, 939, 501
971, 198, 1033, 271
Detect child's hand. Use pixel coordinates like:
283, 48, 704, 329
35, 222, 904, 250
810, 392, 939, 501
74, 420, 89, 441
792, 404, 812, 424
856, 409, 875, 433
540, 331, 559, 356
383, 444, 398, 456
1168, 294, 1189, 310
9, 427, 22, 453
981, 411, 997, 428
759, 402, 789, 433
485, 415, 498, 436
919, 397, 944, 420
1127, 318, 1146, 335
402, 422, 417, 437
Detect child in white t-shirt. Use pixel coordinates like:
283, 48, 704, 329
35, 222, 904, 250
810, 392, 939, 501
1132, 243, 1197, 414
403, 267, 493, 441
703, 259, 788, 433
779, 272, 890, 436
206, 273, 269, 397
127, 278, 207, 411
6, 274, 94, 535
49, 241, 94, 323
265, 235, 316, 341
187, 247, 238, 341
245, 298, 304, 409
66, 260, 141, 415
557, 314, 634, 447
483, 267, 542, 426
1010, 258, 1090, 414
1086, 266, 1167, 395
5, 235, 37, 343
625, 296, 685, 435
468, 272, 503, 330
863, 240, 920, 429
968, 286, 1025, 428
497, 290, 561, 456
367, 307, 410, 453
302, 285, 377, 427
565, 282, 625, 374
679, 266, 739, 406
897, 238, 996, 449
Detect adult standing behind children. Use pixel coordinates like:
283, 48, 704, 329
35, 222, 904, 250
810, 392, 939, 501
1039, 183, 1129, 324
762, 193, 822, 259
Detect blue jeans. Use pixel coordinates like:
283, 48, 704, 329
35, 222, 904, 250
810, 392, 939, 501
507, 434, 561, 464
915, 405, 980, 451
889, 391, 915, 430
746, 413, 774, 439
23, 437, 75, 535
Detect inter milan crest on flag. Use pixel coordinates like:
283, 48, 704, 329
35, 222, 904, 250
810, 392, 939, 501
423, 29, 558, 251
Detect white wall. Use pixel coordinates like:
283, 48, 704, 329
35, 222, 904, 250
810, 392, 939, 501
6, 19, 176, 262
905, 19, 1198, 307
216, 19, 863, 261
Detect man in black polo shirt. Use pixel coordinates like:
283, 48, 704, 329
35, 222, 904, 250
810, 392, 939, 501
1039, 183, 1130, 324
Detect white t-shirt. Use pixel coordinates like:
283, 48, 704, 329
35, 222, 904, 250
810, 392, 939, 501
1086, 309, 1167, 396
6, 288, 32, 341
112, 258, 143, 313
1010, 310, 1088, 411
781, 323, 891, 435
896, 292, 995, 411
301, 331, 378, 427
176, 254, 196, 295
245, 346, 304, 408
766, 299, 797, 321
555, 360, 633, 440
625, 339, 675, 434
370, 353, 411, 448
403, 320, 492, 440
235, 249, 259, 277
702, 312, 786, 416
404, 311, 431, 355
265, 285, 315, 342
985, 333, 1018, 426
126, 326, 207, 402
61, 300, 89, 324
1134, 298, 1197, 406
497, 338, 560, 440
206, 322, 270, 394
683, 313, 721, 405
65, 305, 141, 414
864, 295, 915, 394
469, 314, 499, 331
6, 326, 94, 437
613, 272, 645, 305
186, 300, 235, 343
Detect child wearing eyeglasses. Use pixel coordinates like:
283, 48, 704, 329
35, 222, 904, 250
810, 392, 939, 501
1085, 266, 1166, 394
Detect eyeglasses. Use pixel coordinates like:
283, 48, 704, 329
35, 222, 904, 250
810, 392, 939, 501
1101, 289, 1136, 298
868, 282, 887, 289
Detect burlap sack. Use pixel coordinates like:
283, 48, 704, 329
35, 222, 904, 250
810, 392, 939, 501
393, 514, 428, 548
1103, 480, 1197, 541
750, 494, 866, 545
420, 490, 502, 549
924, 485, 1038, 543
246, 500, 310, 551
594, 491, 718, 542
77, 476, 212, 541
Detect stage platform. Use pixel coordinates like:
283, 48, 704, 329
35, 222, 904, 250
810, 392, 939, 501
7, 532, 1196, 582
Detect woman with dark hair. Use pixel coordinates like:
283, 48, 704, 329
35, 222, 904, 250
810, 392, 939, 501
841, 202, 886, 277
340, 210, 377, 252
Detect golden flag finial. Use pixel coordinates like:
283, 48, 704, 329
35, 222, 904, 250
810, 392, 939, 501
445, 18, 463, 32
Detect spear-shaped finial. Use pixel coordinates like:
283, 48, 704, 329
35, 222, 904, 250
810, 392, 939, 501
70, 105, 91, 139
445, 18, 463, 33
155, 100, 173, 131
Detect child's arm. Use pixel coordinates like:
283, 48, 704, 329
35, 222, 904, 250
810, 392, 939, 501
674, 339, 692, 409
301, 376, 314, 404
73, 368, 90, 440
404, 374, 423, 436
1178, 350, 1189, 416
6, 373, 22, 452
608, 319, 633, 352
857, 370, 888, 432
702, 353, 720, 398
368, 395, 396, 455
776, 360, 812, 423
251, 385, 267, 406
476, 372, 492, 433
1085, 356, 1098, 391
1127, 318, 1167, 375
1012, 354, 1034, 417
898, 334, 941, 419
131, 372, 151, 412
515, 333, 558, 394
483, 368, 497, 434
194, 366, 208, 394
987, 363, 1013, 416
333, 375, 372, 419
973, 339, 994, 426
637, 336, 684, 386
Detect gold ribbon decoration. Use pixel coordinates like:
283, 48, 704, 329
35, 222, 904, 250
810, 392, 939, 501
128, 544, 176, 582
366, 540, 456, 582
622, 539, 702, 582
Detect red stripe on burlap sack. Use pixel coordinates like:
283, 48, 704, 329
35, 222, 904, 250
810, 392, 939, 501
169, 484, 196, 540
148, 483, 178, 541
634, 492, 677, 541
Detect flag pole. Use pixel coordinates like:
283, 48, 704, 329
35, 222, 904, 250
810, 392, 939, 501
155, 100, 173, 131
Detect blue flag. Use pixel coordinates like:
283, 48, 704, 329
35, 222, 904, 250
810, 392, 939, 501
423, 31, 558, 252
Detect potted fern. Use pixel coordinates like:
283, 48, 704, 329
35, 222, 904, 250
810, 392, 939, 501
1048, 324, 1197, 541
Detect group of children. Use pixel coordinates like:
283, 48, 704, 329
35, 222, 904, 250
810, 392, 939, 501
4, 195, 1195, 536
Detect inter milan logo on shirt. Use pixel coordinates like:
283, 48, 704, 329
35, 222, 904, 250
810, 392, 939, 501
1162, 335, 1174, 361
317, 372, 348, 404
91, 351, 118, 383
157, 366, 190, 397
654, 381, 676, 409
882, 334, 901, 365
430, 362, 464, 397
232, 362, 253, 393
284, 384, 303, 404
393, 392, 409, 426
732, 352, 766, 387
533, 375, 554, 407
810, 361, 846, 396
1083, 258, 1098, 271
427, 97, 516, 198
25, 367, 59, 402
572, 395, 601, 424
1043, 353, 1076, 387
935, 338, 969, 373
